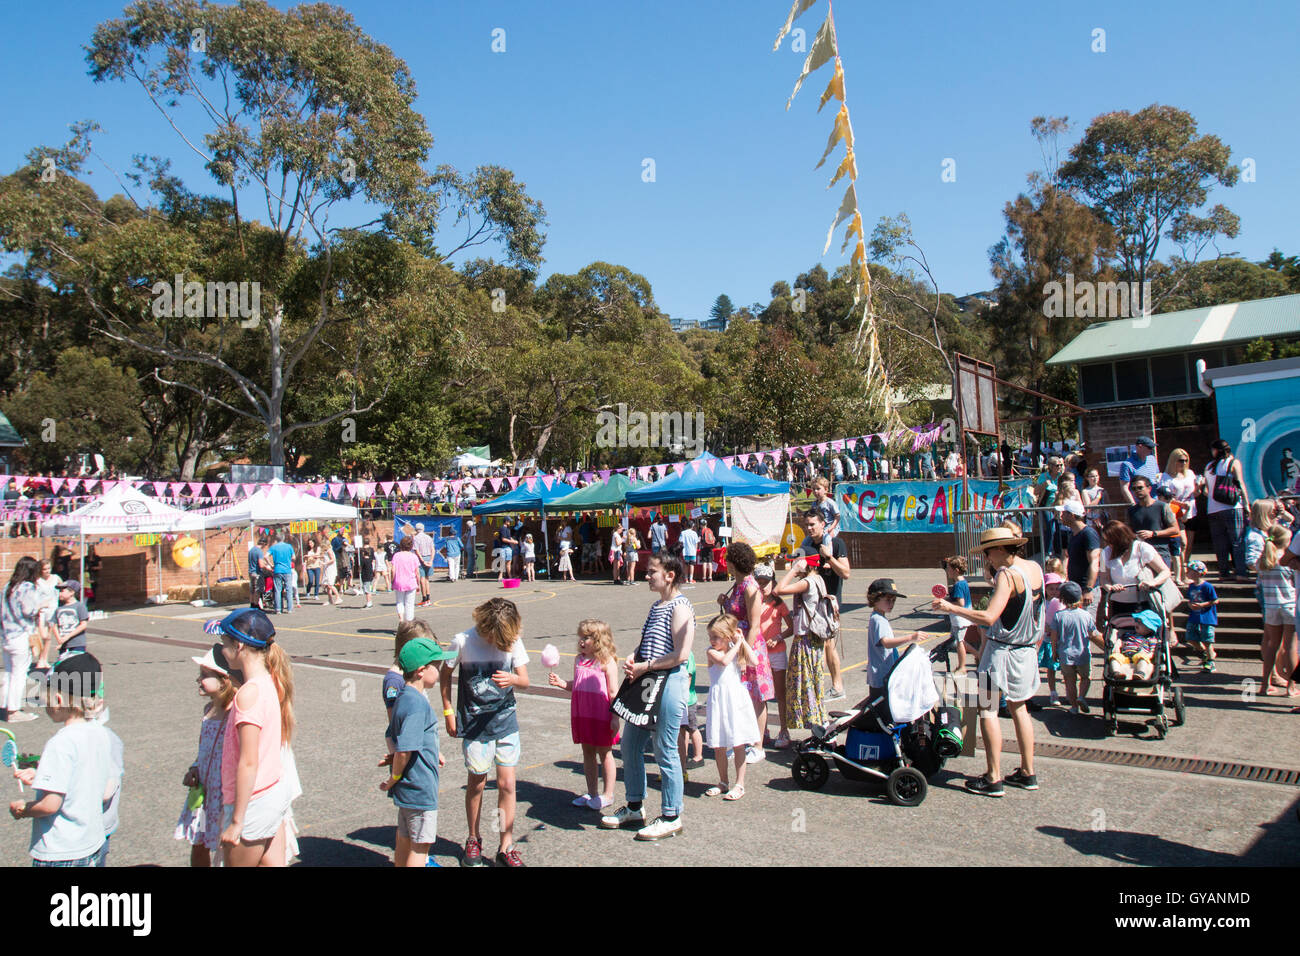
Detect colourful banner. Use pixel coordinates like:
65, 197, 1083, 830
837, 479, 1034, 534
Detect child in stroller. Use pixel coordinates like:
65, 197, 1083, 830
1108, 609, 1163, 681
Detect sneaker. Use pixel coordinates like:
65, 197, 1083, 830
460, 836, 486, 867
634, 815, 682, 841
1204, 660, 1216, 673
773, 731, 791, 749
572, 794, 594, 807
494, 846, 525, 867
1049, 692, 1059, 706
1078, 701, 1091, 715
745, 746, 765, 764
1004, 768, 1039, 790
826, 687, 846, 701
965, 775, 1004, 797
1069, 704, 1079, 715
599, 805, 647, 830
587, 794, 613, 810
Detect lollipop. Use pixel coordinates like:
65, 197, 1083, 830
931, 584, 948, 599
541, 644, 560, 669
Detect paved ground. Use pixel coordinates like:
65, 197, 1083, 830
3, 567, 1297, 867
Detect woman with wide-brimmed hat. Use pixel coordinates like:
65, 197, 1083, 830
933, 526, 1044, 798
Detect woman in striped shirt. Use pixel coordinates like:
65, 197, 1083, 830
599, 553, 693, 841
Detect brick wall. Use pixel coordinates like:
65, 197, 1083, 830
1082, 404, 1155, 504
0, 529, 251, 606
841, 532, 953, 571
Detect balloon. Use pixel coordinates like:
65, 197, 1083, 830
172, 535, 202, 569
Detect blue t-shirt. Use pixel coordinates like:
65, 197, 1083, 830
382, 668, 405, 709
248, 545, 264, 572
386, 685, 441, 811
268, 541, 294, 574
443, 536, 463, 559
813, 496, 840, 529
1186, 582, 1218, 626
1050, 606, 1095, 666
867, 612, 898, 689
950, 578, 972, 611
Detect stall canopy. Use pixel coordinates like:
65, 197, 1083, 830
471, 477, 577, 516
546, 474, 645, 511
624, 452, 789, 504
40, 483, 206, 536
451, 452, 493, 469
204, 479, 359, 527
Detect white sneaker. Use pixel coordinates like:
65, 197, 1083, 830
572, 794, 594, 807
745, 746, 765, 764
599, 805, 647, 830
5, 711, 38, 723
587, 794, 613, 810
634, 815, 682, 841
1050, 692, 1060, 706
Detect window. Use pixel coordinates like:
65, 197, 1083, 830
1150, 353, 1188, 397
1114, 358, 1150, 402
1080, 363, 1115, 405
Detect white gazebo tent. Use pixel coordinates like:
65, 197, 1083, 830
204, 480, 360, 593
41, 483, 210, 603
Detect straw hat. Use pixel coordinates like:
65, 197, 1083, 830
971, 526, 1027, 553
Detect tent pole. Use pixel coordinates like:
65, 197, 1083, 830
541, 507, 551, 579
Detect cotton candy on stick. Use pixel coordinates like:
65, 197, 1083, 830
541, 643, 560, 674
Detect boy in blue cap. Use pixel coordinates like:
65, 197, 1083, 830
1109, 608, 1164, 681
381, 636, 456, 867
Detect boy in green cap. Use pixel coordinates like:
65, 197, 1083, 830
380, 636, 456, 867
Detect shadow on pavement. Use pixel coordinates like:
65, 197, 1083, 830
293, 835, 392, 866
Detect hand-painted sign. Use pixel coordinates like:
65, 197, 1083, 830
837, 479, 1034, 533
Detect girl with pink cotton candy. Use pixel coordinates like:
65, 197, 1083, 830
546, 622, 621, 810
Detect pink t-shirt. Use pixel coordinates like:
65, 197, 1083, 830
222, 672, 283, 802
1044, 597, 1063, 639
391, 551, 420, 592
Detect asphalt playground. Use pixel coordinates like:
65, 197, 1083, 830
3, 568, 1297, 867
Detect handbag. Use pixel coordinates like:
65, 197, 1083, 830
1210, 458, 1241, 507
610, 668, 668, 728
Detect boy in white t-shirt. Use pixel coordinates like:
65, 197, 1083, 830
9, 654, 113, 867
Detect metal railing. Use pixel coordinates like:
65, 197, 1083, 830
953, 500, 1132, 577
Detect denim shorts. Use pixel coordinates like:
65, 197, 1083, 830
419, 562, 436, 579
463, 732, 521, 775
1185, 621, 1215, 644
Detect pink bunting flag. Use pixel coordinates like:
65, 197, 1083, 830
507, 476, 520, 489
485, 478, 498, 492
379, 481, 394, 495
722, 457, 734, 467
705, 459, 717, 474
525, 477, 537, 492
397, 481, 412, 495
49, 477, 64, 493
203, 483, 219, 496
673, 463, 686, 476
100, 480, 117, 492
328, 482, 344, 499
83, 479, 99, 493
541, 476, 553, 490
832, 440, 844, 451
689, 460, 701, 474
598, 470, 611, 481
413, 480, 429, 495
344, 483, 357, 497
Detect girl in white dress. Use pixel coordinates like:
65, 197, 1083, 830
704, 613, 760, 801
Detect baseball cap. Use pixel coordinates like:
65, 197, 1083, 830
45, 652, 103, 700
1057, 499, 1085, 518
398, 637, 457, 673
57, 580, 82, 598
415, 522, 425, 532
1136, 436, 1156, 450
1058, 581, 1083, 604
1187, 560, 1208, 575
868, 577, 907, 600
1044, 573, 1063, 585
752, 563, 776, 580
1132, 609, 1163, 633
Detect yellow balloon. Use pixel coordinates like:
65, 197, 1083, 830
172, 535, 202, 569
783, 522, 805, 552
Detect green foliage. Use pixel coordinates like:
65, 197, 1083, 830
710, 294, 734, 324
1, 348, 148, 473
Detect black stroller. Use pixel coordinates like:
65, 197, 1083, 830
791, 644, 962, 806
1100, 585, 1185, 738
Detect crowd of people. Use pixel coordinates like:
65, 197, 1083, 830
3, 427, 1298, 865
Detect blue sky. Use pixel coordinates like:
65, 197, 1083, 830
2, 0, 1297, 321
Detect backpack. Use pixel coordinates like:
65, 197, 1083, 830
800, 573, 839, 643
701, 525, 715, 548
